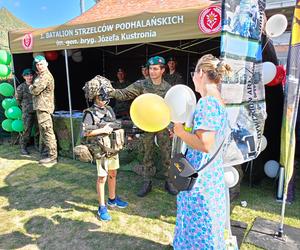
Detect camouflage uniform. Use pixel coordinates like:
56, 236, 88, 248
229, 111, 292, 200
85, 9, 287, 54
111, 80, 132, 118
81, 104, 123, 160
110, 78, 172, 181
29, 69, 57, 159
16, 82, 39, 149
164, 71, 184, 86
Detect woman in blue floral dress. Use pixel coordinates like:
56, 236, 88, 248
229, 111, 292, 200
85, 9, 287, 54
173, 54, 232, 249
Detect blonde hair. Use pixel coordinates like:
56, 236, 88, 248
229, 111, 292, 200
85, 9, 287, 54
196, 54, 232, 83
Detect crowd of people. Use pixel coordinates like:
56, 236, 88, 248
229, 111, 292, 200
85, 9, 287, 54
17, 53, 231, 248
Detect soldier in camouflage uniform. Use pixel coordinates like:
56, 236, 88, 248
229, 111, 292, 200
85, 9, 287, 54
138, 64, 149, 81
164, 57, 184, 86
29, 55, 57, 164
81, 75, 128, 221
16, 68, 39, 155
111, 68, 132, 119
109, 56, 178, 197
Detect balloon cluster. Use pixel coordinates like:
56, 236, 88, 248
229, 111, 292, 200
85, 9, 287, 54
0, 50, 24, 133
0, 50, 12, 78
32, 50, 83, 63
262, 62, 286, 87
129, 85, 196, 132
261, 14, 288, 87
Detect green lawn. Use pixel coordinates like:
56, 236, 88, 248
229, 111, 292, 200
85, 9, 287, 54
0, 144, 299, 250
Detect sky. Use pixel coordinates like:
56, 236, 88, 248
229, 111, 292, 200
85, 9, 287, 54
0, 0, 96, 28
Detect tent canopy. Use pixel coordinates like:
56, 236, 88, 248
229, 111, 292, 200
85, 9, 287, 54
8, 0, 221, 54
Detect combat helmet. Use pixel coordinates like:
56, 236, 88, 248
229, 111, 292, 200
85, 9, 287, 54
82, 75, 113, 102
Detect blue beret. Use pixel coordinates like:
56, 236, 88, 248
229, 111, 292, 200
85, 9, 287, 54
22, 68, 34, 76
34, 55, 46, 63
148, 56, 165, 66
167, 56, 176, 62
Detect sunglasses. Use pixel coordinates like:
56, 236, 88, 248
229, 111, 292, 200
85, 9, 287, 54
190, 70, 200, 78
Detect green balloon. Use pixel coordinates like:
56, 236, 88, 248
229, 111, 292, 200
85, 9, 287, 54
0, 50, 12, 65
0, 64, 11, 78
12, 119, 24, 132
7, 106, 22, 119
1, 97, 17, 110
2, 98, 11, 109
4, 110, 9, 118
10, 97, 18, 107
1, 119, 13, 132
0, 82, 14, 97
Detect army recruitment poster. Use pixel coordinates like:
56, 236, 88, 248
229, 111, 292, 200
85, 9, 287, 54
220, 0, 266, 166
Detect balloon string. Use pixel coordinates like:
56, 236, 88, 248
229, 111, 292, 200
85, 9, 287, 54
261, 37, 270, 53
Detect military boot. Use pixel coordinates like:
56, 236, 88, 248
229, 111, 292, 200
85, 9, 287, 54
137, 180, 152, 197
20, 146, 29, 156
165, 180, 179, 195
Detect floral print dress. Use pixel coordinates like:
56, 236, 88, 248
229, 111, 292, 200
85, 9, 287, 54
173, 96, 228, 250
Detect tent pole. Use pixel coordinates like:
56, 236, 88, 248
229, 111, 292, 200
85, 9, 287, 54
102, 50, 105, 76
186, 53, 190, 86
10, 54, 18, 93
64, 49, 75, 159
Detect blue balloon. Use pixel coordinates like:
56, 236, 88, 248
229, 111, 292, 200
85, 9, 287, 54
264, 160, 279, 178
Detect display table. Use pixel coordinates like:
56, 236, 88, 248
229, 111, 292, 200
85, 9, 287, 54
53, 111, 82, 158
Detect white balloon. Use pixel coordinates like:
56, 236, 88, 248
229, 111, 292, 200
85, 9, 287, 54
224, 166, 239, 188
260, 135, 267, 152
264, 160, 279, 178
262, 62, 276, 85
164, 85, 196, 123
265, 14, 288, 38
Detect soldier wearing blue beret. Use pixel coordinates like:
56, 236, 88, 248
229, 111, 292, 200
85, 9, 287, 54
111, 68, 132, 119
164, 56, 184, 86
29, 55, 57, 164
16, 68, 39, 155
109, 56, 178, 197
138, 64, 149, 81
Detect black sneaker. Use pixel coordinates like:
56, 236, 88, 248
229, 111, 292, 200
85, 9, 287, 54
165, 181, 179, 195
137, 181, 152, 197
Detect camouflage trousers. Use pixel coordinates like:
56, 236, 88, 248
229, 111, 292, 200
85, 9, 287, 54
141, 129, 171, 181
20, 112, 39, 147
37, 110, 57, 158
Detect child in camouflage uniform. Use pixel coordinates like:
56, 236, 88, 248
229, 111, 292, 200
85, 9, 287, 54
81, 75, 128, 221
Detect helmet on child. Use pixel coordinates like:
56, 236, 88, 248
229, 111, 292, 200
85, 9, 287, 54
82, 75, 113, 102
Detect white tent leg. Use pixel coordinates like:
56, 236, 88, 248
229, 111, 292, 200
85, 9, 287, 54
64, 49, 75, 159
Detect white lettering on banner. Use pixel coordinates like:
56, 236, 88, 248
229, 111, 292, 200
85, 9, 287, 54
65, 39, 79, 46
40, 15, 184, 40
115, 15, 184, 30
120, 30, 156, 40
40, 29, 74, 39
98, 34, 120, 42
55, 29, 157, 47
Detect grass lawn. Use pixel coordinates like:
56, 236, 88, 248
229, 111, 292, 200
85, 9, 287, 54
0, 144, 299, 250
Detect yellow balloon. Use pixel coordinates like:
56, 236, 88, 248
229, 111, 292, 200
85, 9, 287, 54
130, 93, 171, 132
